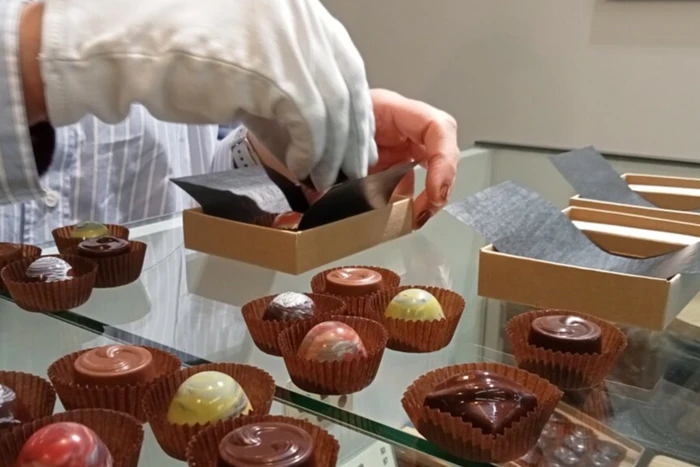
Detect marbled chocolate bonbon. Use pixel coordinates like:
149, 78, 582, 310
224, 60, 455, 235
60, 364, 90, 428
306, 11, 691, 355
217, 422, 314, 467
77, 236, 130, 258
384, 288, 445, 322
528, 315, 602, 354
0, 384, 31, 430
70, 221, 110, 240
73, 345, 156, 387
324, 267, 383, 296
263, 292, 315, 322
0, 243, 22, 262
167, 371, 251, 426
297, 321, 367, 362
15, 422, 113, 467
26, 257, 74, 283
423, 371, 537, 435
272, 212, 303, 230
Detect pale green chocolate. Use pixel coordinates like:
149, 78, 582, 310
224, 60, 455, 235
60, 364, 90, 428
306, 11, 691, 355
70, 221, 110, 240
385, 288, 445, 322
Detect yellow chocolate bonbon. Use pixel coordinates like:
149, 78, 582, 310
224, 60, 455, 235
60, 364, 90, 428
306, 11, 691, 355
385, 288, 445, 322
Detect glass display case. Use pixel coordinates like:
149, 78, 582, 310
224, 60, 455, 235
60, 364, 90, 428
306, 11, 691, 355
2, 144, 700, 466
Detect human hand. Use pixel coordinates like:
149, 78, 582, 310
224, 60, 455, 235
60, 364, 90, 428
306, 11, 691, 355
370, 89, 459, 228
37, 0, 377, 191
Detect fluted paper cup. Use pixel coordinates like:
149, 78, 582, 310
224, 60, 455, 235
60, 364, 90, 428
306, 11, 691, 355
505, 309, 628, 390
0, 244, 41, 293
186, 414, 339, 467
278, 315, 387, 395
65, 240, 147, 288
402, 362, 562, 463
0, 371, 56, 432
142, 363, 275, 461
0, 408, 144, 467
242, 293, 346, 356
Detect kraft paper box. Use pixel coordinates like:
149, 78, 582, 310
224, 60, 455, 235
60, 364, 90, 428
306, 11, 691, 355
172, 163, 416, 274
182, 197, 412, 275
479, 206, 700, 330
571, 173, 700, 224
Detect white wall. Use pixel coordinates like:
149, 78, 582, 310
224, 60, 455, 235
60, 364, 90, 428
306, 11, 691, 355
325, 0, 700, 162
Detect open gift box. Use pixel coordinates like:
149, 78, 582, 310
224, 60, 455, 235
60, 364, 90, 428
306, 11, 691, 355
173, 163, 415, 275
479, 206, 700, 330
571, 173, 700, 224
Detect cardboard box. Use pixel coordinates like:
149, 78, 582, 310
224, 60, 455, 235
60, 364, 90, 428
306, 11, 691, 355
478, 207, 700, 330
182, 197, 413, 275
570, 173, 700, 222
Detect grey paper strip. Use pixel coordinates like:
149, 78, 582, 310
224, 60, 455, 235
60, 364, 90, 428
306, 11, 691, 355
445, 181, 700, 279
550, 147, 656, 207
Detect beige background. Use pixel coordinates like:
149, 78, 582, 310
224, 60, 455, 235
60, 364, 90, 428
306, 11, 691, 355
325, 0, 700, 161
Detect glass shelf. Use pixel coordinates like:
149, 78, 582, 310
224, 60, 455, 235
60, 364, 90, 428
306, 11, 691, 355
3, 146, 700, 466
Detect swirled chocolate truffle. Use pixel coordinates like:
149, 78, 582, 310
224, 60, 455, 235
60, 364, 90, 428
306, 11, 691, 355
26, 257, 74, 283
263, 292, 315, 322
528, 315, 602, 354
77, 236, 130, 258
167, 371, 251, 426
0, 384, 31, 430
424, 371, 537, 435
298, 321, 367, 362
70, 221, 110, 240
272, 212, 303, 231
0, 243, 22, 263
73, 345, 156, 387
218, 422, 314, 467
324, 267, 383, 297
385, 288, 445, 322
16, 422, 112, 467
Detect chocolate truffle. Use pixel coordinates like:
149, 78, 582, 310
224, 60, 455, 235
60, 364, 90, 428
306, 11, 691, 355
384, 288, 445, 322
263, 292, 315, 322
324, 267, 383, 297
70, 221, 110, 240
298, 321, 368, 362
424, 370, 537, 435
167, 371, 251, 426
15, 422, 112, 467
217, 422, 314, 467
272, 211, 302, 230
73, 345, 156, 387
528, 315, 602, 354
26, 257, 74, 283
0, 242, 22, 262
77, 236, 130, 258
0, 384, 31, 430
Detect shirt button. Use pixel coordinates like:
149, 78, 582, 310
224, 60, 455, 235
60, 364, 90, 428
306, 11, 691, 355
43, 190, 59, 208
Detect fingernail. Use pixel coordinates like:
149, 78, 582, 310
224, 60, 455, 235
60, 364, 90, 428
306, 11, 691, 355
416, 210, 432, 228
440, 184, 451, 202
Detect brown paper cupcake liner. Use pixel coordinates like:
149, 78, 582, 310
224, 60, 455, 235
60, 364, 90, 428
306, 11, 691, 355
278, 315, 388, 395
0, 371, 56, 433
142, 363, 276, 461
47, 345, 181, 422
373, 285, 465, 353
241, 293, 347, 356
0, 408, 144, 467
310, 265, 401, 320
0, 244, 42, 293
562, 384, 612, 421
186, 414, 340, 467
402, 363, 562, 463
64, 240, 147, 288
1, 255, 98, 312
505, 309, 628, 390
52, 223, 130, 254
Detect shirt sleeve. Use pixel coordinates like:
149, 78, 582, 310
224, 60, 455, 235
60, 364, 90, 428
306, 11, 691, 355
0, 0, 48, 205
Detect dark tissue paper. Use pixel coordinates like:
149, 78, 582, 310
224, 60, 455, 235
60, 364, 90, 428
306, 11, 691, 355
445, 181, 700, 279
171, 162, 416, 231
550, 146, 694, 210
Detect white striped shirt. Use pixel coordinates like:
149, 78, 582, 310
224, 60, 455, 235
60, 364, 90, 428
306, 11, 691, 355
0, 0, 256, 245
